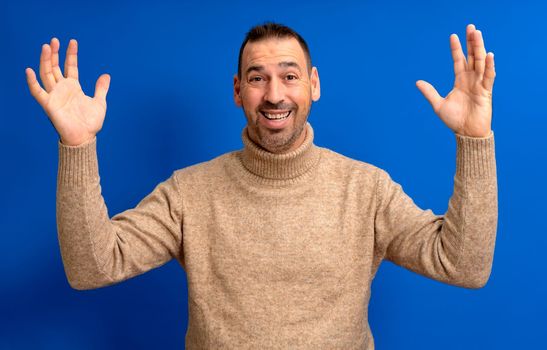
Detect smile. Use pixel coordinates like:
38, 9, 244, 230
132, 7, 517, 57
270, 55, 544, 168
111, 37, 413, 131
261, 111, 291, 120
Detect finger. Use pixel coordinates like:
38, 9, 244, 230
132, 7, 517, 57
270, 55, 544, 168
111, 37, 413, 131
39, 43, 56, 92
64, 39, 79, 79
416, 80, 443, 112
50, 38, 64, 81
25, 67, 49, 106
466, 24, 476, 71
450, 34, 466, 76
473, 30, 487, 77
94, 74, 111, 104
482, 52, 496, 92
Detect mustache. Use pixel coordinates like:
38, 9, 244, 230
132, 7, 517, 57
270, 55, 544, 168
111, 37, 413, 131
258, 102, 295, 110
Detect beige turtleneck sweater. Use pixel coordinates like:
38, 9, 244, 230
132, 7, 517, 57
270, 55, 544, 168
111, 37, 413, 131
56, 123, 497, 349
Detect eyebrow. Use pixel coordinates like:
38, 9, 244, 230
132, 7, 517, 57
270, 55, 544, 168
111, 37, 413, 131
279, 61, 301, 71
245, 61, 302, 76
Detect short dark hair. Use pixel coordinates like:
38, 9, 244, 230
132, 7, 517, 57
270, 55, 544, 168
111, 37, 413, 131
237, 22, 312, 78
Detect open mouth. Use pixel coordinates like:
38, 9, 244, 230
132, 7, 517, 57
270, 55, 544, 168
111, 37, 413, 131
260, 110, 291, 120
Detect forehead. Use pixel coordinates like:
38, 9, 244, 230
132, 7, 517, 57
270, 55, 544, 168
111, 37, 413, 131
241, 37, 307, 70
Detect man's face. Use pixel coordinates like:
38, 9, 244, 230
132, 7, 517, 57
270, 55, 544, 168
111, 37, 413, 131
234, 37, 320, 154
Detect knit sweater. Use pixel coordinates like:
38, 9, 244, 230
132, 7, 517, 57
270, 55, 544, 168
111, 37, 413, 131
56, 123, 497, 349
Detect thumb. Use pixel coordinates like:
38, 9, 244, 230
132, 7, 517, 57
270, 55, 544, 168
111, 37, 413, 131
94, 74, 111, 103
416, 80, 443, 112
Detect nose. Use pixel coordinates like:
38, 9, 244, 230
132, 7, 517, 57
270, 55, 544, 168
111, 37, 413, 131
263, 77, 285, 104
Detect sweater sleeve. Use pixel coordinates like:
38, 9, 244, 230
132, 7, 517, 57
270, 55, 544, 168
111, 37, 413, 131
56, 138, 183, 290
374, 133, 498, 288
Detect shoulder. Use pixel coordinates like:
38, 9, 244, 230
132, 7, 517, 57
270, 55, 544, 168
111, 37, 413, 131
165, 151, 239, 202
315, 147, 396, 209
171, 151, 236, 185
318, 147, 405, 208
317, 146, 385, 181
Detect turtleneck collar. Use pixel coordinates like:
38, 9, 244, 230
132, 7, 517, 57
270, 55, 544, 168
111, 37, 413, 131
239, 123, 321, 180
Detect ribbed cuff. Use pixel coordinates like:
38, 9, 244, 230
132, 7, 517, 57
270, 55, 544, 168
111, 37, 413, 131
455, 132, 496, 179
57, 137, 99, 186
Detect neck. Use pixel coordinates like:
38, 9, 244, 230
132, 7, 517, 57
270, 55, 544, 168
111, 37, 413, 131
239, 123, 321, 180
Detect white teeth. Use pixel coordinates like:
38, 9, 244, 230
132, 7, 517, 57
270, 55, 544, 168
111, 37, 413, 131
263, 111, 290, 120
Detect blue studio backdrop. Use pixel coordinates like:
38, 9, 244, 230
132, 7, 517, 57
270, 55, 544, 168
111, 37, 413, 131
2, 0, 546, 349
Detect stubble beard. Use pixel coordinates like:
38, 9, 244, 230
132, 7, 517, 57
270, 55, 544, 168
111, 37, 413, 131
256, 120, 305, 154
245, 103, 310, 154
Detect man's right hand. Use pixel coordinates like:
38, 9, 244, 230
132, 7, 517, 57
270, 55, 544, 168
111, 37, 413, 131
26, 38, 111, 146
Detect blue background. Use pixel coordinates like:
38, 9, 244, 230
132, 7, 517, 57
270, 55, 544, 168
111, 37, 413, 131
2, 0, 546, 349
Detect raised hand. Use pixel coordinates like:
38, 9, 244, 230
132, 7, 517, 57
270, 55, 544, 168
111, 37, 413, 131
416, 24, 496, 138
26, 38, 111, 146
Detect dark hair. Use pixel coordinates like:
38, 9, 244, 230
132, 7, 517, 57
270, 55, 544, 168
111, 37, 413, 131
237, 22, 312, 78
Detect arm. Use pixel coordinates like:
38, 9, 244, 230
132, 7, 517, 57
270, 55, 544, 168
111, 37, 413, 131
375, 133, 497, 288
374, 24, 498, 288
27, 39, 183, 290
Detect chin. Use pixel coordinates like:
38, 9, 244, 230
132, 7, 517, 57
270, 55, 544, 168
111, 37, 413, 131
258, 126, 304, 154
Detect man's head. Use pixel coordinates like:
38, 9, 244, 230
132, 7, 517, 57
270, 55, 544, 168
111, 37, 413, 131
234, 23, 321, 154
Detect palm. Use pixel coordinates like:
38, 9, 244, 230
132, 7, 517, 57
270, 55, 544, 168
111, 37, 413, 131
26, 38, 111, 146
417, 25, 496, 138
45, 78, 106, 145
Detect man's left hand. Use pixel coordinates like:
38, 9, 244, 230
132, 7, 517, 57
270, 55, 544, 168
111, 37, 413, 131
416, 24, 495, 138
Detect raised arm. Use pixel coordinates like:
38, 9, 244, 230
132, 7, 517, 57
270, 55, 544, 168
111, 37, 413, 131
374, 25, 498, 288
27, 39, 183, 290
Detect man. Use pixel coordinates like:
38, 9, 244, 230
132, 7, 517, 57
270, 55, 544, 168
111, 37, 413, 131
26, 22, 497, 349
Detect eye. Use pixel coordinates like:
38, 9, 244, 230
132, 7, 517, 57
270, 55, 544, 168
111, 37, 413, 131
286, 74, 298, 80
249, 76, 263, 82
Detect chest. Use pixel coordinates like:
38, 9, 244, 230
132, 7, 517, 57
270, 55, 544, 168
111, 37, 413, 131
182, 182, 376, 288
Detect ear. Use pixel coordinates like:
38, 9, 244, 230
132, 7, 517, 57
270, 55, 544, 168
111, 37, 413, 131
310, 67, 321, 102
233, 74, 242, 107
